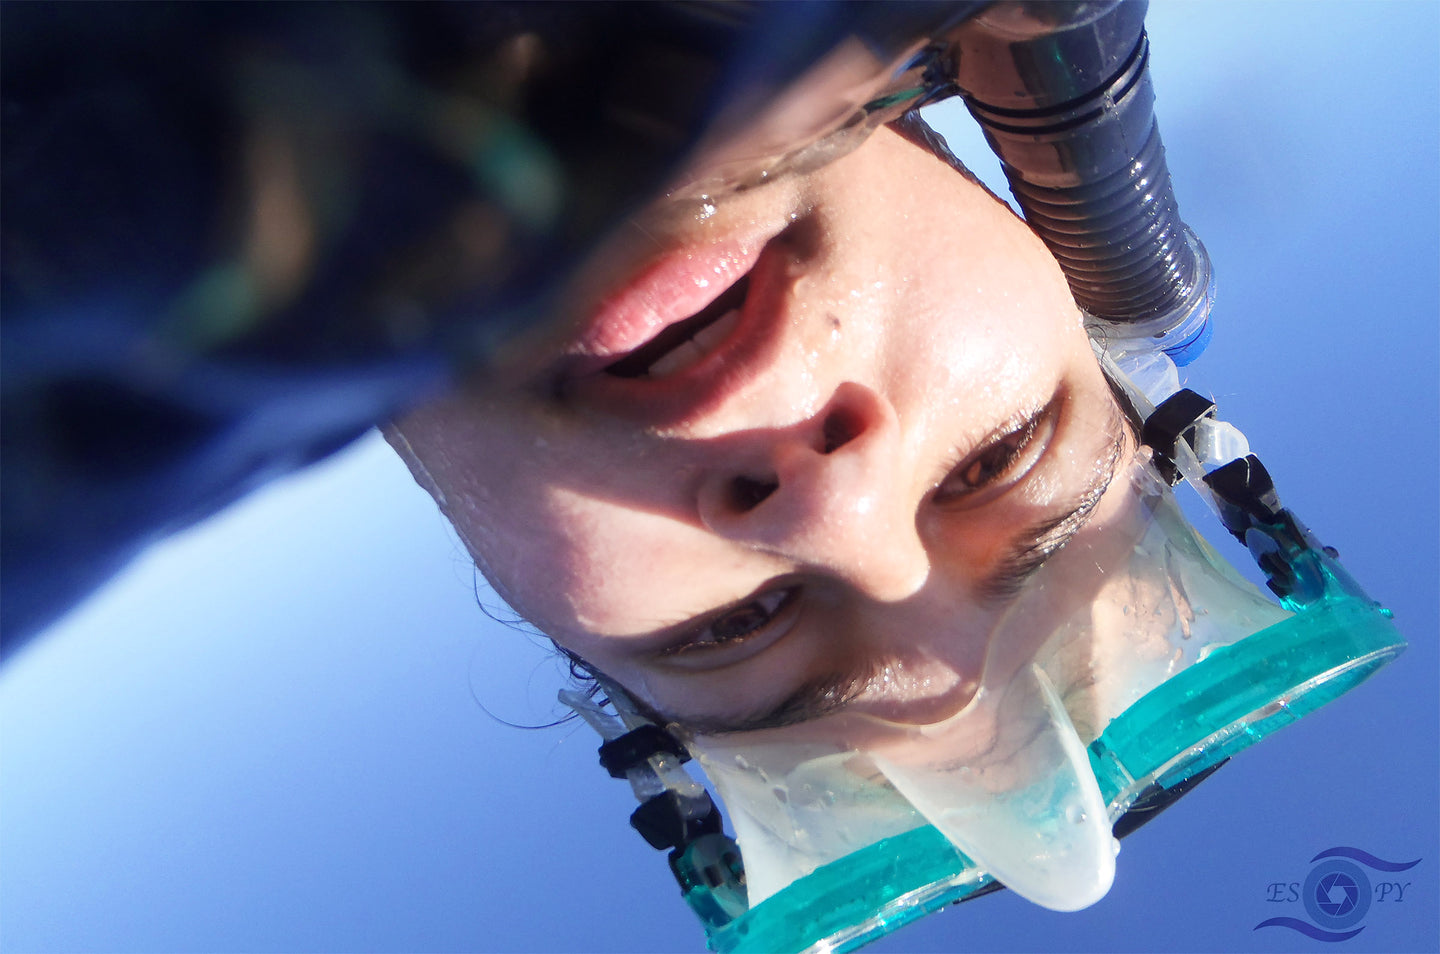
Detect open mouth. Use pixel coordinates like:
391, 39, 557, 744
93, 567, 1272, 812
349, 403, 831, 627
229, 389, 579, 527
603, 274, 752, 379
558, 220, 800, 425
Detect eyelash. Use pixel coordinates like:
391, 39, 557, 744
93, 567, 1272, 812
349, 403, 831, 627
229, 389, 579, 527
665, 587, 798, 656
933, 413, 1044, 504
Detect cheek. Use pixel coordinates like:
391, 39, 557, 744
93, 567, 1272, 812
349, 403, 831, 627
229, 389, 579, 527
918, 233, 1083, 378
862, 215, 1087, 435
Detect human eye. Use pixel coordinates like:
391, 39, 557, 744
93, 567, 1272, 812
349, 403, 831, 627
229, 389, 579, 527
932, 399, 1058, 506
662, 586, 801, 660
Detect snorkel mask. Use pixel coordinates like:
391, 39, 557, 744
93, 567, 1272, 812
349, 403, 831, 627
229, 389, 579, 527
563, 3, 1407, 951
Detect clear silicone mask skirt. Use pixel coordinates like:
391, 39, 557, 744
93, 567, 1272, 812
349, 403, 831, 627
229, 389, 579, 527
670, 350, 1405, 954
687, 453, 1290, 913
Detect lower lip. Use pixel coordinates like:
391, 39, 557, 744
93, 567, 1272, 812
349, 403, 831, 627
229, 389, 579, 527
574, 239, 765, 360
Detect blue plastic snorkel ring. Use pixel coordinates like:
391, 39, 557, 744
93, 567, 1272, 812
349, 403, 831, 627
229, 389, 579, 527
1093, 229, 1216, 368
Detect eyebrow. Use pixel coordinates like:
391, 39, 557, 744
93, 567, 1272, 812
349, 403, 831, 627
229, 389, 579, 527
657, 407, 1133, 737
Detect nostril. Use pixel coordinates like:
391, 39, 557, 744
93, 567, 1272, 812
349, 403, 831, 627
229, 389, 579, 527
730, 475, 778, 512
821, 406, 863, 454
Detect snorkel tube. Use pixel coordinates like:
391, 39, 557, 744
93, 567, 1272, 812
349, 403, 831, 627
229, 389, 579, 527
564, 3, 1406, 951
950, 0, 1214, 363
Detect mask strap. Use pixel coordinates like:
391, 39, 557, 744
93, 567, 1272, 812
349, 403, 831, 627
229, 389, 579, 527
560, 678, 749, 928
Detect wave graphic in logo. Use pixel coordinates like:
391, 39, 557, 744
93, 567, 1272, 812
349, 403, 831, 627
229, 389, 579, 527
1311, 847, 1421, 873
1252, 916, 1364, 942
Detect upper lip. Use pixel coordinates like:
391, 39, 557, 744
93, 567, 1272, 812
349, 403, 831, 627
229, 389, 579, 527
555, 217, 801, 425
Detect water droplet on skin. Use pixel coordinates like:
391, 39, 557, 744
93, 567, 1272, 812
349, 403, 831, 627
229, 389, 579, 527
1065, 805, 1087, 825
698, 201, 717, 220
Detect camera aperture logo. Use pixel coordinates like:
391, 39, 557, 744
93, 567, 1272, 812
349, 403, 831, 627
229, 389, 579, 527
1255, 847, 1421, 942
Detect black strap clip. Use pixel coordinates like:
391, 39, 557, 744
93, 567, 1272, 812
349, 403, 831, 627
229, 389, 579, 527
630, 790, 723, 851
597, 723, 690, 780
1141, 389, 1217, 485
1202, 453, 1283, 542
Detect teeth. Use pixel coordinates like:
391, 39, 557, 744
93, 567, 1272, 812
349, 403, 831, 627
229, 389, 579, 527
691, 308, 741, 352
647, 340, 708, 378
756, 589, 787, 614
646, 308, 743, 379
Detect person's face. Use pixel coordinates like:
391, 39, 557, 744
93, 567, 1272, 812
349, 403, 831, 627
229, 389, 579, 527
390, 125, 1133, 735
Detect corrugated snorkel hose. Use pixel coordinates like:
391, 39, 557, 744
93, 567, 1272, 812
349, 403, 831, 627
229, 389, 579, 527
950, 1, 1212, 360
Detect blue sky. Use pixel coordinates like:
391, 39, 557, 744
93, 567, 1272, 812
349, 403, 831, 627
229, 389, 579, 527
2, 4, 1436, 952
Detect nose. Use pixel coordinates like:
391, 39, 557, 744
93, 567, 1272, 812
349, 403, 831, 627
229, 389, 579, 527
696, 382, 930, 602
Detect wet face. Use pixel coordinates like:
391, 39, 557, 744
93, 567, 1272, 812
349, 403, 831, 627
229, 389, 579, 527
390, 125, 1133, 735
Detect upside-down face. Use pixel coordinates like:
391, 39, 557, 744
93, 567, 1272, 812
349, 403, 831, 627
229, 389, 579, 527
389, 124, 1133, 734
